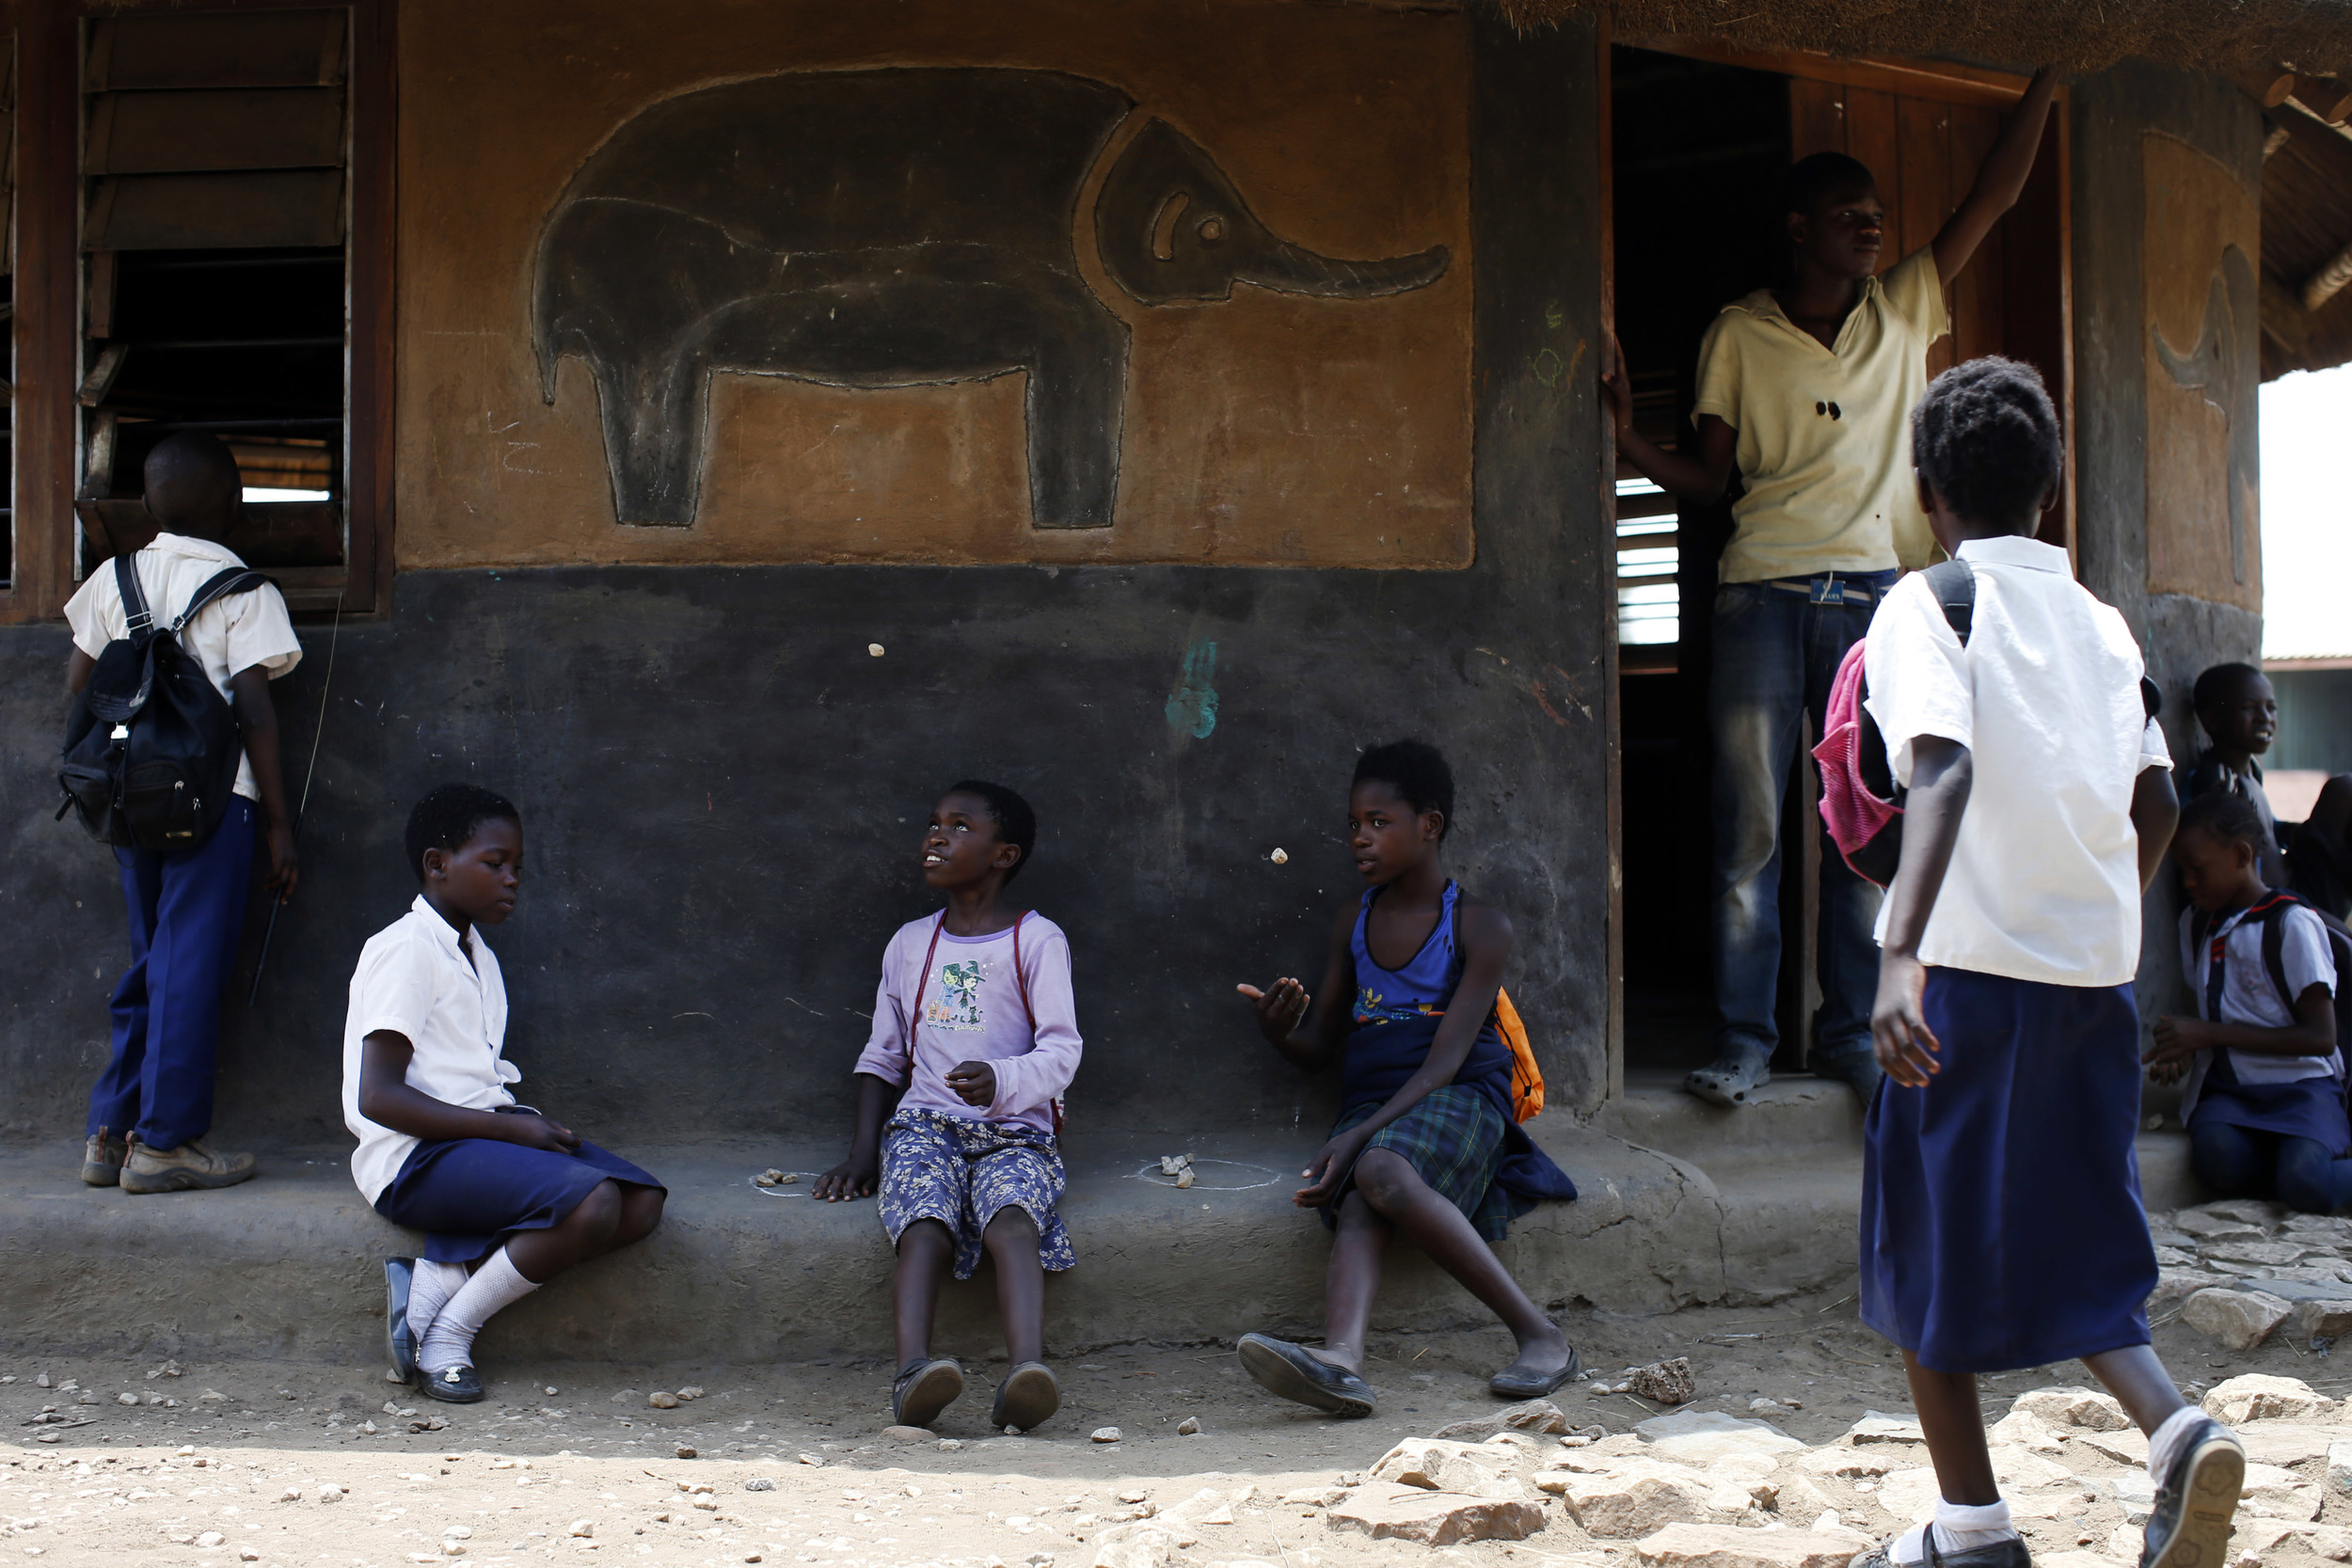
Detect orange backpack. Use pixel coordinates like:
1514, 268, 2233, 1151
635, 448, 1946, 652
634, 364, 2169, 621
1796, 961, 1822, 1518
1446, 893, 1545, 1123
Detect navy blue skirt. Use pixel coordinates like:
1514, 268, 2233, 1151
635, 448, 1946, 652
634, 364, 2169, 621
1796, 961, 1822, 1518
1861, 968, 2155, 1373
374, 1135, 664, 1264
2191, 1061, 2352, 1154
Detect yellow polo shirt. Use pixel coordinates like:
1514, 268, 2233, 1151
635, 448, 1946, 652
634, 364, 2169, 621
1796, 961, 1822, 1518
1692, 247, 1949, 584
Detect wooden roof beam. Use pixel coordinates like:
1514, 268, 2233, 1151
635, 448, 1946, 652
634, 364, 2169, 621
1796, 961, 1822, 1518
2295, 75, 2352, 125
2302, 237, 2352, 312
2236, 62, 2299, 107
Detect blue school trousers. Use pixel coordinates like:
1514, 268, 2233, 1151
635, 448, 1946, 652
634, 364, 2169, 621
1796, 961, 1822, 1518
87, 799, 256, 1150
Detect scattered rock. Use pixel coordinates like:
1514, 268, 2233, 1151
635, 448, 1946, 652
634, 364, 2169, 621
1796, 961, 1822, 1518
1280, 1485, 1350, 1507
743, 1478, 775, 1492
2328, 1439, 2352, 1494
1636, 1524, 1870, 1568
1637, 1408, 1804, 1463
2236, 1425, 2329, 1467
1370, 1438, 1515, 1496
196, 1533, 225, 1548
2174, 1212, 2265, 1241
1848, 1411, 1928, 1444
1175, 1418, 1200, 1435
754, 1169, 787, 1186
1086, 1523, 1183, 1567
675, 1445, 697, 1460
2075, 1429, 2152, 1466
1798, 1449, 1890, 1480
2296, 1302, 2352, 1338
1628, 1357, 1696, 1406
2243, 1462, 2324, 1521
115, 1393, 137, 1406
444, 1528, 473, 1541
2201, 1242, 2311, 1267
1090, 1427, 1122, 1444
2197, 1199, 2289, 1227
1986, 1409, 2063, 1453
2181, 1289, 2294, 1351
881, 1425, 932, 1443
1430, 1399, 1573, 1441
567, 1521, 594, 1539
1550, 1458, 1729, 1537
1326, 1481, 1545, 1545
677, 1386, 706, 1401
648, 1392, 680, 1409
2110, 1474, 2156, 1524
2203, 1373, 2334, 1423
2014, 1387, 2131, 1432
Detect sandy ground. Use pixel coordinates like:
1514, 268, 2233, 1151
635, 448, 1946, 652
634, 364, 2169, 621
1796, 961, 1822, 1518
9, 1285, 2352, 1568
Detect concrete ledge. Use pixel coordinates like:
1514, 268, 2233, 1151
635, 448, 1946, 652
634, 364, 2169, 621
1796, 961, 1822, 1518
0, 1118, 1810, 1367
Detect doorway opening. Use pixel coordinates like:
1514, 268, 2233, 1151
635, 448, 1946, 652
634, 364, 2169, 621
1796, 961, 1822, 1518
1609, 41, 2071, 1081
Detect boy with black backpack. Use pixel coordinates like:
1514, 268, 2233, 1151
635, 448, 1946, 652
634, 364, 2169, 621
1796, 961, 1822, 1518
60, 433, 301, 1194
2150, 788, 2351, 1214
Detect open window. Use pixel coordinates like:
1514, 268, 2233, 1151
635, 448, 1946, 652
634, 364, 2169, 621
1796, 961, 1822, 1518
1609, 40, 2070, 1076
70, 4, 389, 614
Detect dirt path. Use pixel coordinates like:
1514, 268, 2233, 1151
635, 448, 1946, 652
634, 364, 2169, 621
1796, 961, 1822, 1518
8, 1282, 2350, 1568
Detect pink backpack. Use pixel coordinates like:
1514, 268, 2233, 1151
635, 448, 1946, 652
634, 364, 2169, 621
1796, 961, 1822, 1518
1812, 561, 1975, 887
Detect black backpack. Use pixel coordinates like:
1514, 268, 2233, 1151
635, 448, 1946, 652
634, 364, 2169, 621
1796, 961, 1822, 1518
1827, 559, 2163, 887
56, 551, 276, 852
2191, 890, 2352, 1071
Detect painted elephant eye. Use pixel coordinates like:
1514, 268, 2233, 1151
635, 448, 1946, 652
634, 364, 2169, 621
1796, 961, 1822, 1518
1151, 192, 1190, 261
1197, 215, 1226, 244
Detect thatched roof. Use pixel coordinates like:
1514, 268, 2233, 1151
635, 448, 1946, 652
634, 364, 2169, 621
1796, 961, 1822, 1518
1489, 0, 2352, 81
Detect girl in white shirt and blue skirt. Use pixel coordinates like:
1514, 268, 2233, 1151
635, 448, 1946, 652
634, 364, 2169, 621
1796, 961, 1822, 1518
342, 784, 664, 1403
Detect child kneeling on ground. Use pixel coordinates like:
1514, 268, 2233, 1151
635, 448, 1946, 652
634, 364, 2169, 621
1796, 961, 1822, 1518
2149, 789, 2345, 1212
815, 782, 1081, 1434
342, 784, 666, 1403
1233, 740, 1580, 1418
1858, 357, 2240, 1568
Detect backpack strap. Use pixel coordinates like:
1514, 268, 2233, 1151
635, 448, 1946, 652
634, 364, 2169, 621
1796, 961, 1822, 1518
1009, 911, 1036, 1030
1919, 558, 1977, 646
170, 567, 276, 635
2254, 892, 2313, 1022
903, 913, 948, 1056
114, 552, 155, 641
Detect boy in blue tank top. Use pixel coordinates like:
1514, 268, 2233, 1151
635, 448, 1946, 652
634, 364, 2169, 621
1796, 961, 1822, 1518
1233, 739, 1579, 1418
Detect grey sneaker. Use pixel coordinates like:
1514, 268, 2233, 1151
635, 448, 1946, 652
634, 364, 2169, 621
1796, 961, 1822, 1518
80, 1129, 128, 1187
119, 1138, 257, 1195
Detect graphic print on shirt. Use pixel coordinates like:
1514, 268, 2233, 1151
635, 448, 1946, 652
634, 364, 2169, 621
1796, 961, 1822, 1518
927, 959, 988, 1032
1354, 983, 1443, 1029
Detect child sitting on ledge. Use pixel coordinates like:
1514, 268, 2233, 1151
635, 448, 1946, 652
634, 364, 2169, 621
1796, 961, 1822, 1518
344, 784, 665, 1403
815, 781, 1081, 1435
1234, 739, 1579, 1418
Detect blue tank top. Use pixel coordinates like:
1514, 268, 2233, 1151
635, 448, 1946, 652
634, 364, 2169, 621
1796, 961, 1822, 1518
1351, 880, 1464, 1027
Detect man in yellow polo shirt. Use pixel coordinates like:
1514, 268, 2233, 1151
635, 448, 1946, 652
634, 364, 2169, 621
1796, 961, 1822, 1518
1603, 68, 2056, 1109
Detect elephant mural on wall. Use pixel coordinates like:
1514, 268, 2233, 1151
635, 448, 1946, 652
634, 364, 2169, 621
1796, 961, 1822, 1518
2153, 243, 2260, 585
531, 68, 1452, 529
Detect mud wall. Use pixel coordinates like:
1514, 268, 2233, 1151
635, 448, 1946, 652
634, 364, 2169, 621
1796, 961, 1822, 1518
0, 13, 1614, 1148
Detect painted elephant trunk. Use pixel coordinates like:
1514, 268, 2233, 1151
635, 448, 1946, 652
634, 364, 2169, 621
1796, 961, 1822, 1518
1237, 239, 1452, 299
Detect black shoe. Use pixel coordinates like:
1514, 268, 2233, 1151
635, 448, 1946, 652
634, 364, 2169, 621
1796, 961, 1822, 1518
1236, 1333, 1375, 1418
385, 1258, 421, 1386
1813, 1049, 1885, 1104
1847, 1526, 2031, 1568
1489, 1343, 1581, 1400
892, 1358, 963, 1429
2142, 1416, 2244, 1568
991, 1362, 1060, 1433
420, 1364, 484, 1404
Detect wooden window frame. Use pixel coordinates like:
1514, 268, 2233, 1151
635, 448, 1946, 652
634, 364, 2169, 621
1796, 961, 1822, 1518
0, 0, 394, 625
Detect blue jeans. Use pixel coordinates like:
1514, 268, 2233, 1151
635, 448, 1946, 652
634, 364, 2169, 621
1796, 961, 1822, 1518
87, 798, 256, 1149
2193, 1120, 2352, 1216
1709, 577, 1891, 1073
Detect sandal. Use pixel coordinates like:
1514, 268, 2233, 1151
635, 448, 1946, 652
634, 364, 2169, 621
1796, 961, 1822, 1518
1236, 1333, 1375, 1418
1489, 1343, 1581, 1400
1684, 1053, 1771, 1108
892, 1357, 963, 1429
991, 1361, 1060, 1433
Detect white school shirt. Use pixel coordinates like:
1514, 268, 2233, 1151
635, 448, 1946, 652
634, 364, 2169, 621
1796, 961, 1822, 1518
2176, 900, 2342, 1119
1863, 534, 2171, 986
850, 913, 1082, 1132
62, 532, 303, 803
341, 896, 520, 1205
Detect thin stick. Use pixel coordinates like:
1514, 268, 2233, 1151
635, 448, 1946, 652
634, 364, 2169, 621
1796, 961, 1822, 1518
246, 596, 341, 1006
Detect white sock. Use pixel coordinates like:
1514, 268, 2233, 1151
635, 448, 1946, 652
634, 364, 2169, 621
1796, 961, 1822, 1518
418, 1248, 538, 1373
1890, 1498, 2017, 1565
2149, 1404, 2210, 1484
405, 1259, 469, 1342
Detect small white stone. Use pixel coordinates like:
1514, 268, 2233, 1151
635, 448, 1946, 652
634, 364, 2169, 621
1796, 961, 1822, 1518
239, 1550, 262, 1562
443, 1527, 473, 1540
1176, 1417, 1200, 1435
1270, 848, 1289, 864
1091, 1427, 1122, 1444
196, 1532, 226, 1548
567, 1520, 594, 1539
116, 1394, 136, 1407
647, 1392, 679, 1409
867, 644, 885, 657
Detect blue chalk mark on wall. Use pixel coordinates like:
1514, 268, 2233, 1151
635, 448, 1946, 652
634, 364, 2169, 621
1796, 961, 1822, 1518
1166, 640, 1219, 740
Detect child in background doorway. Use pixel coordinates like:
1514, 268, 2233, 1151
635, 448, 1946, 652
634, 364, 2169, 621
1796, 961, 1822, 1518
1858, 357, 2238, 1568
2149, 789, 2344, 1213
814, 782, 1081, 1435
1232, 740, 1579, 1419
2183, 662, 2290, 884
344, 784, 666, 1403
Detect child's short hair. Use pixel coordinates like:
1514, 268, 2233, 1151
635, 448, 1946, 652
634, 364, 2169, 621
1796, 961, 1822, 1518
1910, 356, 2063, 527
1781, 150, 1874, 217
2177, 787, 2266, 851
947, 779, 1037, 883
1353, 739, 1454, 837
2192, 661, 2265, 717
405, 783, 521, 880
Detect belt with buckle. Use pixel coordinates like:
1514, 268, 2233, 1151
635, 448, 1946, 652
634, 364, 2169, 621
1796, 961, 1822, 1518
1764, 573, 1885, 605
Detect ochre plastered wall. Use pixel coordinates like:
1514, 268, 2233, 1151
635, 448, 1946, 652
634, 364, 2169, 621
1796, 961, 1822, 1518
396, 0, 1472, 568
2142, 132, 2262, 612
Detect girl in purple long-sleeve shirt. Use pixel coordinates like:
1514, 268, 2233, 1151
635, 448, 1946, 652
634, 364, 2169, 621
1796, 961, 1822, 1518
814, 781, 1080, 1436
